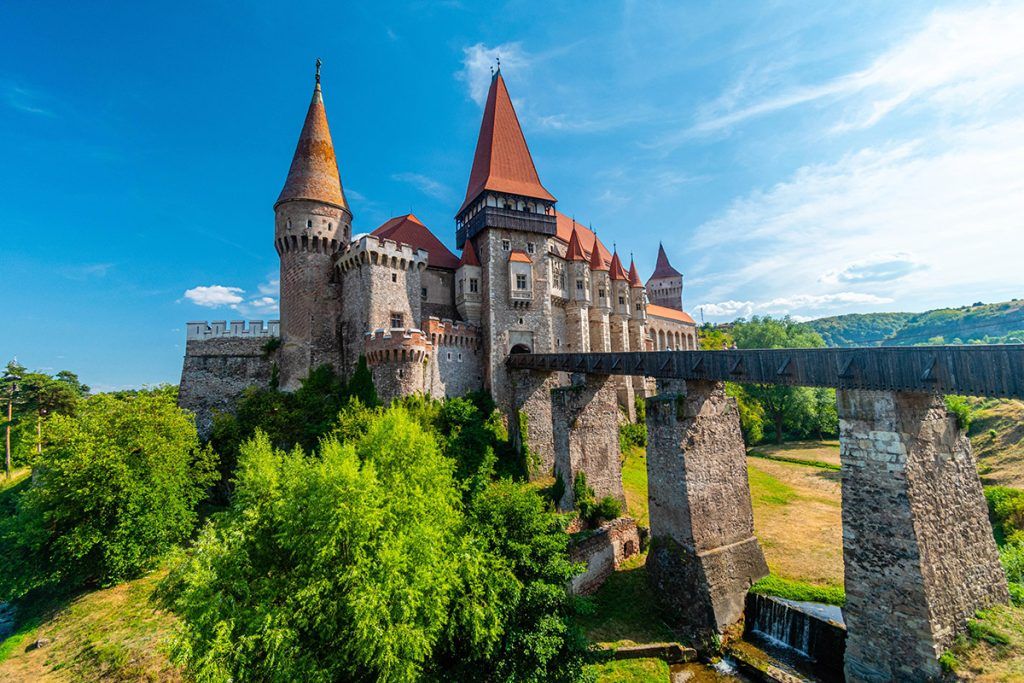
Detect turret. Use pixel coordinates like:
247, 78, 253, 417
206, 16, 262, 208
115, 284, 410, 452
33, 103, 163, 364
564, 226, 590, 351
628, 257, 646, 323
456, 238, 482, 323
275, 61, 351, 389
588, 239, 612, 352
645, 243, 684, 311
608, 250, 631, 321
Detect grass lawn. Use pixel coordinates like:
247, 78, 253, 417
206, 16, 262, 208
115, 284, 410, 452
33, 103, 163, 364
942, 604, 1024, 681
621, 445, 651, 528
584, 657, 670, 682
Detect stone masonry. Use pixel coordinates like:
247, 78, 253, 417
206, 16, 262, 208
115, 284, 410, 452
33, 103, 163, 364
838, 389, 1009, 682
645, 379, 769, 642
568, 517, 641, 595
551, 373, 625, 511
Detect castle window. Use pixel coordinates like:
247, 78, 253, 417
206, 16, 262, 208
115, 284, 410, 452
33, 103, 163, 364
502, 239, 511, 252
421, 287, 428, 299
398, 368, 405, 378
576, 279, 584, 291
392, 273, 397, 283
307, 220, 312, 228
391, 312, 404, 329
458, 279, 464, 294
636, 303, 642, 311
518, 317, 524, 325
458, 352, 463, 361
287, 218, 292, 229
527, 242, 535, 254
619, 296, 626, 305
516, 274, 528, 290
599, 288, 606, 298
328, 222, 332, 229
469, 278, 478, 293
447, 352, 452, 361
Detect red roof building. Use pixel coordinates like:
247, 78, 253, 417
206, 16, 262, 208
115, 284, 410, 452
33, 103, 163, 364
371, 214, 460, 270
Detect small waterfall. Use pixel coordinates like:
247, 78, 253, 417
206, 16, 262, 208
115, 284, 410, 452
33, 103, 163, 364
744, 593, 846, 680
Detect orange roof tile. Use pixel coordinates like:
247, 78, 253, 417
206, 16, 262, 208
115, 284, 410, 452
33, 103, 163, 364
628, 258, 643, 287
509, 250, 532, 263
650, 243, 682, 279
459, 72, 556, 213
554, 212, 612, 268
371, 214, 460, 270
565, 225, 587, 261
648, 304, 696, 324
276, 80, 348, 209
458, 238, 480, 267
608, 251, 629, 281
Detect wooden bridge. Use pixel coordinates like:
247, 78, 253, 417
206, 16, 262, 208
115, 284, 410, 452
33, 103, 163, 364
506, 344, 1024, 682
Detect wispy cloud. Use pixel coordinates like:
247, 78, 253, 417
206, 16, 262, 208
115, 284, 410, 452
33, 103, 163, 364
457, 42, 530, 106
684, 4, 1024, 137
391, 172, 455, 202
2, 82, 56, 117
820, 253, 926, 285
699, 292, 893, 321
62, 263, 114, 280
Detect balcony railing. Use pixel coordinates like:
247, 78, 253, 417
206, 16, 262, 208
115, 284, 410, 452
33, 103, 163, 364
456, 206, 557, 246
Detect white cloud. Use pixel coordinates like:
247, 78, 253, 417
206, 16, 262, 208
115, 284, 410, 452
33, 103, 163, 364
183, 285, 244, 308
391, 172, 455, 202
457, 42, 530, 106
698, 292, 892, 321
688, 4, 1024, 135
820, 253, 925, 285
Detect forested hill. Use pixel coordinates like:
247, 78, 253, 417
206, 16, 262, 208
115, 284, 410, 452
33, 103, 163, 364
807, 299, 1024, 347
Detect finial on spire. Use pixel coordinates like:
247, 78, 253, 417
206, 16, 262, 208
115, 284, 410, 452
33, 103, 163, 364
315, 58, 322, 84
496, 54, 501, 70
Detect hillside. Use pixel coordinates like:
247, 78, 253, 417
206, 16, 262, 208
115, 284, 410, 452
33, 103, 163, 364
808, 299, 1024, 347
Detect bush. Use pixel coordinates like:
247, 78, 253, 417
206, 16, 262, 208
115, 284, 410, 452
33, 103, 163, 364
618, 422, 646, 452
0, 389, 217, 600
945, 394, 974, 431
571, 472, 622, 527
985, 486, 1024, 544
591, 497, 622, 524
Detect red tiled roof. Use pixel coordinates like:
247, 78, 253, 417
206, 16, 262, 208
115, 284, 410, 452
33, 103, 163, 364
648, 304, 696, 324
509, 250, 532, 263
458, 238, 480, 267
277, 81, 348, 209
459, 72, 556, 213
565, 226, 587, 261
554, 212, 612, 268
649, 243, 682, 279
371, 214, 460, 270
608, 251, 629, 281
628, 258, 643, 287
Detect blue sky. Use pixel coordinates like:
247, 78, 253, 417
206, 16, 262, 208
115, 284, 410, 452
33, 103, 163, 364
3, 1, 1022, 389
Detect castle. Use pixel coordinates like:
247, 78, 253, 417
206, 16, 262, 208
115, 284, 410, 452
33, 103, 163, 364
179, 64, 697, 436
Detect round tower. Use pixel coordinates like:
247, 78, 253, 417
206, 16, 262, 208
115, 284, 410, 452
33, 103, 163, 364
274, 61, 352, 390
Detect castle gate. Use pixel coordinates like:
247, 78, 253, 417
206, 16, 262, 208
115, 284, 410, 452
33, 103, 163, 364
508, 345, 1024, 682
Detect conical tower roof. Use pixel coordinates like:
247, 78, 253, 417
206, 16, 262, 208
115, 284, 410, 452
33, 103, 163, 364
276, 68, 348, 210
459, 71, 556, 214
628, 258, 643, 287
650, 243, 682, 279
609, 251, 629, 281
458, 238, 480, 267
565, 225, 587, 261
589, 237, 609, 271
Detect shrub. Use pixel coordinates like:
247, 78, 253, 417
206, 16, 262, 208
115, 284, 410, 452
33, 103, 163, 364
0, 389, 217, 599
618, 422, 646, 452
591, 496, 622, 524
985, 486, 1024, 544
944, 394, 974, 430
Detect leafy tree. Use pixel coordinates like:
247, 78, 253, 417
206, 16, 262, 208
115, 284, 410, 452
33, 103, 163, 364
0, 389, 217, 599
698, 324, 734, 350
731, 316, 827, 444
347, 354, 380, 408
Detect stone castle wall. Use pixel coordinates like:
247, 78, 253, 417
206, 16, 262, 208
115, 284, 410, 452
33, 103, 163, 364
568, 517, 641, 595
179, 322, 278, 437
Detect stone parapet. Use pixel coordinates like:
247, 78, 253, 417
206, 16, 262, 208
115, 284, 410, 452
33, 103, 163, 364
838, 389, 1009, 682
424, 317, 481, 350
364, 328, 431, 365
186, 320, 280, 341
336, 234, 429, 273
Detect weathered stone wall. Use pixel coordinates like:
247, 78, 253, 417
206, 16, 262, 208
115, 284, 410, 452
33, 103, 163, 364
551, 373, 625, 510
421, 266, 457, 321
568, 517, 641, 595
645, 380, 768, 642
511, 368, 565, 478
179, 336, 275, 438
425, 318, 484, 399
838, 389, 1009, 682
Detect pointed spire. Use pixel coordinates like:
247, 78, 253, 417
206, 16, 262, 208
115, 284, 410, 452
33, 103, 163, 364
628, 258, 643, 287
651, 242, 682, 279
276, 62, 348, 210
589, 237, 608, 271
458, 238, 480, 267
459, 72, 556, 214
609, 250, 629, 281
565, 226, 587, 261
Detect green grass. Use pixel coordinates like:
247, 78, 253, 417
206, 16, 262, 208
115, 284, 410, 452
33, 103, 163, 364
750, 574, 845, 606
747, 466, 797, 507
585, 657, 669, 682
576, 554, 676, 646
620, 446, 650, 527
942, 604, 1024, 680
747, 450, 840, 471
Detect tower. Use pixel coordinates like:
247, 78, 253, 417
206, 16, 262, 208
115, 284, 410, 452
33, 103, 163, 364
274, 62, 352, 390
646, 243, 684, 311
564, 225, 591, 352
608, 250, 636, 416
588, 238, 612, 352
455, 68, 558, 406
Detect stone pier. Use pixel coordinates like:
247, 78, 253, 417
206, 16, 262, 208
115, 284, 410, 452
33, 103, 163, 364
838, 389, 1009, 682
645, 380, 768, 641
551, 373, 625, 511
510, 368, 564, 478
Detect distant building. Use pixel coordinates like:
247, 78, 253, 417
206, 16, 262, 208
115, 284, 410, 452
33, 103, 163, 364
180, 66, 697, 432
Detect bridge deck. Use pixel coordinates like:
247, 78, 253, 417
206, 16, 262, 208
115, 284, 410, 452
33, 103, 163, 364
506, 346, 1024, 399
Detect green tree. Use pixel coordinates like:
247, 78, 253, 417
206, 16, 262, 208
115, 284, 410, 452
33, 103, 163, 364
732, 316, 826, 444
0, 389, 217, 599
698, 324, 734, 350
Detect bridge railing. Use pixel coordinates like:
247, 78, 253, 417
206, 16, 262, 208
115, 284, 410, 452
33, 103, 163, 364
507, 345, 1024, 399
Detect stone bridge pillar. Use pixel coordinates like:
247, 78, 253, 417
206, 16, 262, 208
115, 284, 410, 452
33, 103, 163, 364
838, 389, 1008, 682
645, 380, 768, 643
510, 368, 564, 479
551, 373, 625, 511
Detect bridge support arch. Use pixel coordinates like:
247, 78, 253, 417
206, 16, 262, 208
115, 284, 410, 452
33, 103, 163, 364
838, 389, 1008, 682
551, 373, 625, 511
645, 379, 769, 642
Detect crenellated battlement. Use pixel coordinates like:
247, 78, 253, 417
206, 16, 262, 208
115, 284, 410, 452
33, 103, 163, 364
335, 234, 430, 273
186, 320, 280, 341
364, 327, 431, 364
424, 317, 481, 349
